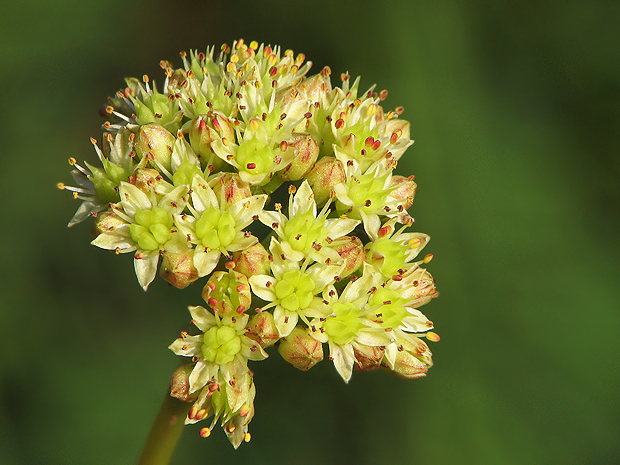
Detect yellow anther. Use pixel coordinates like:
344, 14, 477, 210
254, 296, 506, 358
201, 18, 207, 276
230, 53, 239, 63
226, 62, 236, 73
248, 119, 260, 131
423, 254, 433, 264
68, 157, 77, 165
426, 331, 440, 342
243, 432, 251, 442
142, 74, 149, 83
57, 182, 65, 190
199, 427, 211, 438
366, 104, 378, 116
250, 41, 259, 50
408, 238, 421, 248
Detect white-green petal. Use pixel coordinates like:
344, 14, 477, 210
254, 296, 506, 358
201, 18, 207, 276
159, 185, 188, 214
330, 342, 355, 383
249, 275, 277, 302
401, 309, 431, 332
119, 182, 152, 216
229, 195, 267, 227
134, 250, 159, 290
258, 210, 282, 229
193, 247, 220, 277
188, 305, 216, 331
168, 335, 202, 356
91, 232, 135, 251
191, 175, 218, 212
291, 180, 316, 217
273, 306, 298, 337
325, 218, 360, 239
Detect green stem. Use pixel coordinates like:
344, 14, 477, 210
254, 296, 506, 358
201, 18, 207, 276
138, 391, 192, 465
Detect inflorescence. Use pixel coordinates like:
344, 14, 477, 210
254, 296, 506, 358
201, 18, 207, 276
60, 39, 439, 448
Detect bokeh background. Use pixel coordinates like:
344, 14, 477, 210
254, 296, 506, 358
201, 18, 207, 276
1, 1, 619, 464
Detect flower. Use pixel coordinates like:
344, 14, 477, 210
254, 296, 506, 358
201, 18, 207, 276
91, 181, 188, 290
259, 179, 359, 264
168, 301, 267, 448
249, 239, 341, 337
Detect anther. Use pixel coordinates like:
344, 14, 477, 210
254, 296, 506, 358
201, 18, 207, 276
423, 254, 433, 264
200, 427, 211, 438
246, 162, 256, 170
426, 331, 440, 342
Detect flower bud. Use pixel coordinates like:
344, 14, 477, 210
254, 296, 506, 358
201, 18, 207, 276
403, 267, 438, 308
305, 156, 345, 206
278, 133, 319, 181
299, 74, 330, 102
232, 242, 270, 277
160, 251, 200, 289
128, 168, 164, 194
209, 173, 252, 208
94, 211, 125, 236
134, 123, 175, 172
333, 236, 365, 278
170, 363, 199, 402
246, 312, 280, 348
389, 175, 417, 211
278, 326, 323, 371
202, 270, 252, 316
188, 113, 234, 170
383, 349, 429, 380
353, 344, 385, 372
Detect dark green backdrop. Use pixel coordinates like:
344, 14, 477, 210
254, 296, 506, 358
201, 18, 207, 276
1, 1, 619, 464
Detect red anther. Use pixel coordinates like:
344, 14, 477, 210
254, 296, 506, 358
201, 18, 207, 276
198, 119, 207, 131
365, 136, 374, 147
304, 112, 312, 118
335, 119, 345, 129
212, 117, 222, 131
208, 282, 216, 292
246, 163, 256, 169
378, 225, 392, 237
237, 305, 246, 314
237, 284, 246, 292
392, 274, 403, 281
225, 260, 236, 269
390, 132, 399, 144
372, 140, 382, 151
208, 297, 218, 307
379, 89, 388, 100
395, 106, 404, 115
280, 141, 288, 151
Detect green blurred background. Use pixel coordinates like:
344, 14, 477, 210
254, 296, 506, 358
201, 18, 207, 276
1, 1, 619, 464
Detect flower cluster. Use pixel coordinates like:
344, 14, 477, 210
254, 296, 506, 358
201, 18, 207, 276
61, 39, 439, 448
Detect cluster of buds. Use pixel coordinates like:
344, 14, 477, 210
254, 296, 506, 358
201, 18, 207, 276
60, 39, 439, 448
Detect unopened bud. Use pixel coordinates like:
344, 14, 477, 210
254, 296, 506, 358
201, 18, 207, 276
135, 123, 175, 172
333, 236, 366, 278
353, 344, 385, 372
160, 251, 200, 289
189, 113, 234, 169
246, 312, 280, 348
305, 156, 345, 206
389, 175, 417, 211
94, 211, 125, 236
129, 168, 163, 194
170, 363, 199, 402
278, 133, 320, 181
278, 326, 323, 370
209, 173, 252, 208
232, 242, 270, 277
202, 270, 252, 315
299, 74, 331, 102
383, 349, 429, 380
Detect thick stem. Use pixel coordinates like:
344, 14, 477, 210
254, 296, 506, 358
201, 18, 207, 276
138, 392, 192, 465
